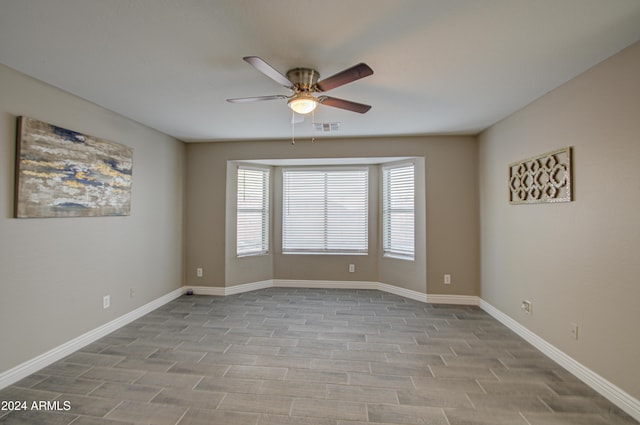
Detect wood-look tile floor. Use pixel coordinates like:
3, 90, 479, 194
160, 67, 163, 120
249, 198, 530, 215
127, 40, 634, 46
1, 288, 637, 425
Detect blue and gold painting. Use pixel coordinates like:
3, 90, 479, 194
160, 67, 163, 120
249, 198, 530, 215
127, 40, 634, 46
15, 116, 133, 218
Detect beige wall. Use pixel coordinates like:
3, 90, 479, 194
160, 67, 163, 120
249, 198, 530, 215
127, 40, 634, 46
479, 42, 640, 399
185, 136, 479, 297
0, 65, 186, 373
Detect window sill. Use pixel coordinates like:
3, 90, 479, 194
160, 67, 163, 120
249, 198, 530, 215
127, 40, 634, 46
383, 253, 414, 262
282, 252, 368, 256
237, 252, 269, 259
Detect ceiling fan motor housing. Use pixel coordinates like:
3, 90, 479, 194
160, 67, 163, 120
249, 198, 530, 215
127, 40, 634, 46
286, 68, 320, 91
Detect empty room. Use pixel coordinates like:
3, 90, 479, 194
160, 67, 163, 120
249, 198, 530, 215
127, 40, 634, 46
1, 1, 639, 424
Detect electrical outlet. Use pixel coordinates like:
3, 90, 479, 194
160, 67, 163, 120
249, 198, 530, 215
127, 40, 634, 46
103, 295, 110, 309
444, 274, 451, 284
570, 323, 579, 340
521, 300, 532, 315
348, 264, 355, 273
196, 267, 203, 278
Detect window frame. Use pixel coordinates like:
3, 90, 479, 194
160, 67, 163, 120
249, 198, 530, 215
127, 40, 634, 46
236, 165, 270, 257
281, 166, 369, 255
382, 161, 415, 261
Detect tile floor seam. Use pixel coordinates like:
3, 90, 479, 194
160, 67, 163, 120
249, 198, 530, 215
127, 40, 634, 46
464, 392, 476, 409
519, 410, 534, 425
102, 399, 124, 420
173, 406, 189, 425
216, 391, 229, 410
191, 375, 205, 390
439, 354, 448, 367
489, 366, 501, 381
427, 364, 434, 378
475, 378, 488, 394
537, 394, 555, 413
85, 381, 104, 398
436, 407, 450, 425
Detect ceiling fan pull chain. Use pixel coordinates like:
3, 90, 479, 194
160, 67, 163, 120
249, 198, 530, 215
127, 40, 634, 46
311, 110, 316, 143
291, 113, 296, 145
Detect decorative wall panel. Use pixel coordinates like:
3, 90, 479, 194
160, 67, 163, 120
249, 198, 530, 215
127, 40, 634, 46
509, 147, 572, 204
15, 116, 133, 218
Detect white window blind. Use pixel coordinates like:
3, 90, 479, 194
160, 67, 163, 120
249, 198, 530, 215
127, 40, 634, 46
383, 163, 415, 260
282, 168, 368, 254
237, 166, 269, 256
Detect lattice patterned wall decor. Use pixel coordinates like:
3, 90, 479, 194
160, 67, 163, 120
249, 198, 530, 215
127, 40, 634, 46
509, 147, 572, 204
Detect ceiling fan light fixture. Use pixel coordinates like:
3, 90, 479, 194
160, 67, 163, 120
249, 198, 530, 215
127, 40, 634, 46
288, 93, 317, 114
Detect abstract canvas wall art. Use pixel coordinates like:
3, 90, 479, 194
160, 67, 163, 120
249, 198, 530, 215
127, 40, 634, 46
508, 147, 572, 204
15, 116, 133, 218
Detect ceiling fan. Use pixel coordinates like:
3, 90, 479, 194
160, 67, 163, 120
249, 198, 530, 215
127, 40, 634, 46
226, 56, 373, 115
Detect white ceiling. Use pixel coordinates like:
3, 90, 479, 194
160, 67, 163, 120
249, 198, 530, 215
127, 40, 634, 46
1, 1, 639, 143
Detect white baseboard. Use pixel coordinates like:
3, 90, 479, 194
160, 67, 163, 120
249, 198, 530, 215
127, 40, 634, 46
427, 294, 479, 305
479, 299, 640, 423
0, 287, 184, 391
186, 280, 477, 307
273, 279, 379, 290
185, 286, 226, 296
225, 280, 272, 295
188, 280, 426, 301
185, 280, 272, 296
377, 282, 427, 302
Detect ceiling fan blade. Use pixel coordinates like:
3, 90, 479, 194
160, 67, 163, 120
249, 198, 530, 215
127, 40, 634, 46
318, 96, 371, 114
226, 95, 288, 103
315, 63, 373, 92
243, 56, 293, 88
